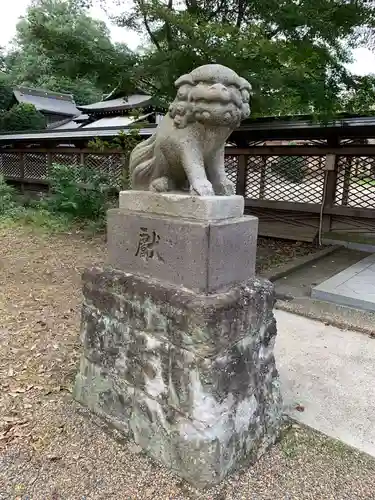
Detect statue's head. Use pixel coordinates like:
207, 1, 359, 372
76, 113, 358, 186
168, 64, 251, 129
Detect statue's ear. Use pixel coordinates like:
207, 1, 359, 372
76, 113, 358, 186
175, 73, 193, 88
239, 77, 252, 93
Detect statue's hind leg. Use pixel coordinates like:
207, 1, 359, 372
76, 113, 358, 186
150, 176, 175, 192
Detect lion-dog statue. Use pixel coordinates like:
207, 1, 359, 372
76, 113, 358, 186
129, 64, 251, 196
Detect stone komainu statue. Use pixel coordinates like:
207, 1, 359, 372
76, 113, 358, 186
129, 64, 251, 196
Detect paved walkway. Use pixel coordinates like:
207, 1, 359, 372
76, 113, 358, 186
312, 253, 375, 312
275, 309, 375, 457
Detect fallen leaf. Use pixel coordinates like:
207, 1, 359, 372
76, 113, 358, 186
3, 416, 25, 424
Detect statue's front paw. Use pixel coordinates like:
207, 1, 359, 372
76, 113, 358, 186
190, 181, 215, 196
215, 179, 236, 196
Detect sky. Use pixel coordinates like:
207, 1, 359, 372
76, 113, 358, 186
1, 0, 375, 76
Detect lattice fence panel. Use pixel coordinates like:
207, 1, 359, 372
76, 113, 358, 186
245, 155, 325, 203
224, 155, 239, 188
24, 153, 48, 179
0, 153, 22, 178
51, 153, 81, 181
84, 153, 124, 188
335, 156, 375, 209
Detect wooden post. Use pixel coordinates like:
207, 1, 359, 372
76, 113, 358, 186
321, 154, 338, 233
321, 138, 340, 235
236, 154, 247, 197
19, 152, 25, 194
259, 156, 267, 200
121, 153, 129, 190
47, 152, 52, 193
341, 157, 352, 206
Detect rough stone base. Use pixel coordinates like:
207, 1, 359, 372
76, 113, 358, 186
73, 267, 283, 488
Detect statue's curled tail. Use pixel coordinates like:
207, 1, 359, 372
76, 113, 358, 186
129, 134, 156, 189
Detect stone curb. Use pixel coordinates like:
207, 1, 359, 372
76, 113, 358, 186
323, 238, 375, 253
260, 245, 340, 282
275, 299, 375, 338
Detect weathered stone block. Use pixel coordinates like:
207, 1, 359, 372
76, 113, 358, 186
119, 191, 245, 221
107, 209, 258, 293
74, 267, 283, 488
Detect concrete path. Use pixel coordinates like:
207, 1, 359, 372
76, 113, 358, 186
312, 253, 375, 312
275, 309, 375, 457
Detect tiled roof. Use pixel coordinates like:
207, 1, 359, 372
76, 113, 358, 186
81, 114, 152, 129
13, 86, 79, 117
0, 126, 155, 143
48, 118, 83, 130
76, 94, 152, 113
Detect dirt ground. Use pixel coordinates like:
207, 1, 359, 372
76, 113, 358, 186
1, 226, 374, 499
256, 237, 318, 274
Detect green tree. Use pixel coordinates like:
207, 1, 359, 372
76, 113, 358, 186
0, 103, 46, 132
340, 75, 375, 114
0, 76, 13, 111
5, 0, 136, 104
97, 0, 375, 116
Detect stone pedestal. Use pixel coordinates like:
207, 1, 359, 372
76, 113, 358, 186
74, 192, 283, 488
108, 192, 257, 293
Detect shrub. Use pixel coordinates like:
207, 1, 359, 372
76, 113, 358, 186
88, 128, 141, 190
45, 163, 114, 221
272, 156, 306, 183
0, 175, 17, 214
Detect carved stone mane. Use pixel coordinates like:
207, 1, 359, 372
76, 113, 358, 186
129, 64, 251, 196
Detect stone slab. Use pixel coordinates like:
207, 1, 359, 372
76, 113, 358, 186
119, 191, 245, 221
275, 309, 375, 458
107, 209, 258, 293
74, 267, 283, 488
311, 253, 375, 312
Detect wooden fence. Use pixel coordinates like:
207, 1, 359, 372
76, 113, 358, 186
1, 145, 375, 241
226, 145, 375, 240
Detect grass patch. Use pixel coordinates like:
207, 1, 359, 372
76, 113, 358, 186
279, 422, 364, 462
0, 168, 113, 235
0, 207, 108, 236
279, 425, 300, 459
0, 207, 73, 233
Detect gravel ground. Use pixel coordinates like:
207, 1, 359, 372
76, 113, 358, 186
1, 226, 374, 499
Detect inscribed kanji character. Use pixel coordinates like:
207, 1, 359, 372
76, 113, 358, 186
135, 227, 163, 261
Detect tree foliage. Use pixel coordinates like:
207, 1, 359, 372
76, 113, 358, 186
0, 75, 13, 111
98, 0, 375, 116
2, 0, 375, 118
340, 75, 375, 114
5, 0, 136, 104
0, 103, 46, 132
